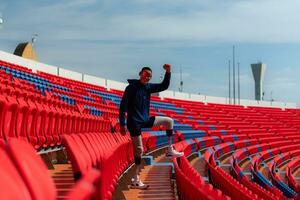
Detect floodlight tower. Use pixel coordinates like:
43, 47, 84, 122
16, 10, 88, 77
179, 67, 183, 92
30, 33, 38, 59
251, 62, 267, 101
31, 33, 38, 46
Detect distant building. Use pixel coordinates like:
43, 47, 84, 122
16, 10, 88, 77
251, 62, 267, 101
14, 42, 38, 61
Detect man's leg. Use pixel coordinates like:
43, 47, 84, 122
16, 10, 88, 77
131, 135, 149, 189
152, 116, 183, 157
132, 135, 143, 180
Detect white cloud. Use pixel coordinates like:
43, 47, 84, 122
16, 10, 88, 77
3, 0, 300, 43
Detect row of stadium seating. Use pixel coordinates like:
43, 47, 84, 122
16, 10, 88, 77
173, 156, 230, 200
0, 90, 111, 149
63, 132, 132, 200
0, 138, 100, 200
286, 157, 300, 193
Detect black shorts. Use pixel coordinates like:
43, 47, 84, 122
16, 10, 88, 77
127, 116, 155, 137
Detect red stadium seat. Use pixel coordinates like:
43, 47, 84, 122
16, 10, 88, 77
2, 95, 19, 140
15, 97, 30, 142
65, 169, 101, 200
6, 138, 57, 200
0, 146, 32, 200
25, 100, 40, 149
63, 134, 92, 180
0, 94, 7, 140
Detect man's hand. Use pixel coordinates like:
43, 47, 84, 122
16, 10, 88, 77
163, 64, 171, 73
120, 125, 128, 136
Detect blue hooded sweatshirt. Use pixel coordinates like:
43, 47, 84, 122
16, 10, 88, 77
119, 72, 170, 129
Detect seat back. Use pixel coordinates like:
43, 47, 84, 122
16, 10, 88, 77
6, 138, 57, 200
63, 134, 90, 180
2, 96, 19, 140
0, 145, 31, 200
65, 169, 101, 200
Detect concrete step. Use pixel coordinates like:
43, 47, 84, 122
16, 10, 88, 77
122, 164, 175, 200
49, 163, 75, 199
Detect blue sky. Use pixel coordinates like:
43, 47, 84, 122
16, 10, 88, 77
0, 0, 300, 105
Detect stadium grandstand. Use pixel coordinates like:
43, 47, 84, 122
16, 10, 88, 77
1, 45, 300, 200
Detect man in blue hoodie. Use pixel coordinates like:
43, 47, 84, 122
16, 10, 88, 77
119, 64, 183, 189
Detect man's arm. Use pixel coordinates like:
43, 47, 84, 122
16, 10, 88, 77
119, 85, 131, 127
149, 64, 171, 93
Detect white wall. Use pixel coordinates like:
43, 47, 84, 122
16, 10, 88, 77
83, 74, 106, 87
285, 102, 297, 108
174, 91, 190, 99
240, 99, 259, 107
0, 50, 57, 74
271, 101, 296, 108
205, 96, 227, 104
106, 79, 127, 91
159, 90, 174, 98
190, 94, 206, 102
58, 68, 82, 81
258, 101, 272, 107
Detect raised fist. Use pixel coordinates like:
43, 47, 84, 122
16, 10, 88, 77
163, 64, 171, 72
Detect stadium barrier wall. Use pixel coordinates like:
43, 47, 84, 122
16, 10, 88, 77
159, 90, 175, 98
106, 79, 127, 91
205, 95, 227, 104
174, 91, 190, 99
0, 50, 57, 74
58, 68, 83, 81
190, 94, 206, 102
83, 74, 106, 88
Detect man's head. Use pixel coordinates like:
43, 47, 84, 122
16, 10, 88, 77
139, 67, 152, 85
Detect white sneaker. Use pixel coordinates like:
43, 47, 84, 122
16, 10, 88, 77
130, 178, 149, 190
166, 146, 184, 157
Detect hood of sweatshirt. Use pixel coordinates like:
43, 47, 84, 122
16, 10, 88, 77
127, 79, 140, 84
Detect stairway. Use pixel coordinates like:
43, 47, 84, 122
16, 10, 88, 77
49, 164, 75, 200
122, 154, 176, 200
